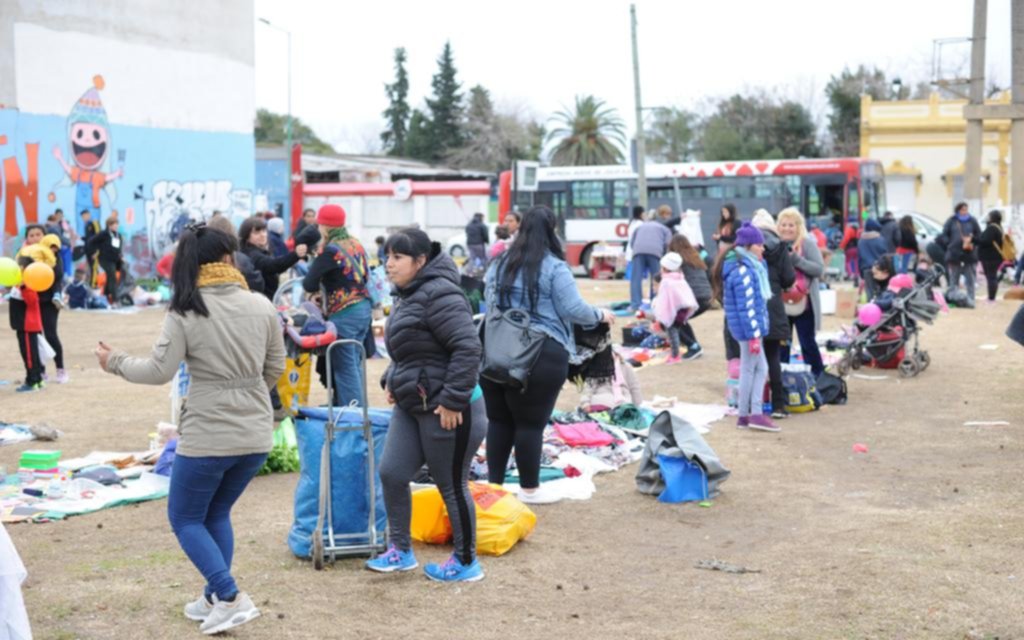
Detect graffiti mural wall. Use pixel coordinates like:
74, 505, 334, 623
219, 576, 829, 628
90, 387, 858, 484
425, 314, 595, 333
1, 22, 255, 276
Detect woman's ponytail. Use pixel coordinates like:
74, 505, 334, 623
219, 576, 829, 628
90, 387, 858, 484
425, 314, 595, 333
170, 228, 206, 317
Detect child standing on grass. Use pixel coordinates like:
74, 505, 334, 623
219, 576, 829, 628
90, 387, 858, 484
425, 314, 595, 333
9, 256, 44, 393
719, 223, 777, 432
652, 251, 698, 364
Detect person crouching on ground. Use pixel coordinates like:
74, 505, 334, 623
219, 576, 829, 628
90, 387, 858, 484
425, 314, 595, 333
652, 252, 698, 365
94, 223, 285, 635
718, 222, 778, 432
368, 228, 486, 582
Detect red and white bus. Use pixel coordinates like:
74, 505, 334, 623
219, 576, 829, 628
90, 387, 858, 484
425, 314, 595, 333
499, 157, 886, 268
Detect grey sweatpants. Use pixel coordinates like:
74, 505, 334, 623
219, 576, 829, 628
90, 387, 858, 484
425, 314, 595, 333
379, 397, 486, 565
737, 341, 768, 417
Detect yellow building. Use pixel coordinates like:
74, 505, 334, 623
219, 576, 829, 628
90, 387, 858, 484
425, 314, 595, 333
860, 92, 1012, 222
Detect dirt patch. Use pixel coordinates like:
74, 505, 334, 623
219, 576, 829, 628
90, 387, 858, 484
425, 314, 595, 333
2, 284, 1023, 639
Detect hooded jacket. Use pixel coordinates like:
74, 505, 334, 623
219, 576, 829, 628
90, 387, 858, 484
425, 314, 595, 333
761, 229, 796, 340
722, 250, 770, 342
857, 224, 890, 273
382, 245, 481, 414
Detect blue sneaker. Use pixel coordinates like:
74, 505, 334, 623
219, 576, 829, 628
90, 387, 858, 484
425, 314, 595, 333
365, 545, 418, 573
15, 383, 41, 393
424, 554, 484, 583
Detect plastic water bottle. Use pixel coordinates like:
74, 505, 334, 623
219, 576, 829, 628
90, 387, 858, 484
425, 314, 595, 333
46, 473, 65, 499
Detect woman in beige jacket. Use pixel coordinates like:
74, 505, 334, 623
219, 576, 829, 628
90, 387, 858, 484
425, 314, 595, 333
95, 223, 285, 635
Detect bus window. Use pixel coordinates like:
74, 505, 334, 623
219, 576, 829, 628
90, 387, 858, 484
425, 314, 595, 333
570, 181, 611, 219
612, 180, 636, 218
803, 183, 844, 236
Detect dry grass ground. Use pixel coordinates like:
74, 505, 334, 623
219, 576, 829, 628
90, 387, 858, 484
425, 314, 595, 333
2, 280, 1023, 640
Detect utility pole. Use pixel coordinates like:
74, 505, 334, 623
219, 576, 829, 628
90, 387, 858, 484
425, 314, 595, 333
1011, 0, 1024, 238
963, 0, 987, 216
630, 4, 648, 211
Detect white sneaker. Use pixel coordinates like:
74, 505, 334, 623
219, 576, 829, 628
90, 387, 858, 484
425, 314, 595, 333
199, 593, 260, 635
517, 484, 561, 505
184, 594, 215, 622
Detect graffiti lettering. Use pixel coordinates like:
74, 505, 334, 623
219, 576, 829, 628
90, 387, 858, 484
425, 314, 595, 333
2, 142, 40, 238
144, 180, 252, 257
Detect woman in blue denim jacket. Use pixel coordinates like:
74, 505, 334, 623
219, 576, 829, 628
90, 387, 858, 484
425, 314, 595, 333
483, 207, 615, 504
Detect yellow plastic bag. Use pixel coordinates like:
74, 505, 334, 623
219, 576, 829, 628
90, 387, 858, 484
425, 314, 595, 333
277, 356, 312, 414
410, 483, 537, 556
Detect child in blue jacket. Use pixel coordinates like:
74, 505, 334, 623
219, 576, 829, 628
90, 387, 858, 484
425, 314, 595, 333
720, 223, 778, 432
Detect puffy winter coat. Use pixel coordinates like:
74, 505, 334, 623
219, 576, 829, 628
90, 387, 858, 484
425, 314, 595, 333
940, 215, 982, 264
978, 224, 1004, 264
681, 262, 713, 303
857, 231, 890, 273
722, 250, 770, 342
382, 246, 481, 414
465, 219, 490, 246
761, 230, 796, 340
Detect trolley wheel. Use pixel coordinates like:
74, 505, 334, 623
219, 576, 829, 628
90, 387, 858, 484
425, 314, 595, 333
898, 358, 919, 378
915, 351, 931, 371
851, 356, 862, 371
836, 358, 850, 377
312, 536, 324, 571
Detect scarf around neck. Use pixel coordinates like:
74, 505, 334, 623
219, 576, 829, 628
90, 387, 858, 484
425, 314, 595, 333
197, 262, 248, 289
324, 226, 350, 245
735, 247, 772, 300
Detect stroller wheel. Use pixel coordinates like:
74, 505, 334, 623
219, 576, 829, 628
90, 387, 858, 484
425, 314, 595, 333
915, 351, 931, 371
898, 358, 919, 378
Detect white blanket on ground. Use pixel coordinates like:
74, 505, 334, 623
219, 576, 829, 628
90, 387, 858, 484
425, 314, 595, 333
0, 523, 32, 640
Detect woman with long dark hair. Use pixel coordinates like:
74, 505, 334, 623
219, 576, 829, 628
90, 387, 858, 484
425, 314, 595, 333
978, 210, 1006, 303
367, 228, 486, 582
713, 203, 738, 251
95, 224, 285, 635
895, 215, 919, 274
239, 215, 307, 300
483, 206, 615, 504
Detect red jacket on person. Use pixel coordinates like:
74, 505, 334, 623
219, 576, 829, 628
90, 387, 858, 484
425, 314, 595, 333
21, 286, 42, 333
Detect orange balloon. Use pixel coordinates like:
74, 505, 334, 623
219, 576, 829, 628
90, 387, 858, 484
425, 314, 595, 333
23, 262, 55, 292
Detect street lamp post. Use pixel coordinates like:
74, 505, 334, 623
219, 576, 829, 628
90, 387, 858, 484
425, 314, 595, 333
259, 18, 293, 228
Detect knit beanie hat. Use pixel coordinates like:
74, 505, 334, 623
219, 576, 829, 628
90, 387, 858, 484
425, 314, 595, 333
660, 252, 683, 272
317, 204, 346, 227
735, 222, 765, 247
267, 217, 285, 234
865, 218, 882, 232
750, 209, 777, 233
69, 76, 109, 128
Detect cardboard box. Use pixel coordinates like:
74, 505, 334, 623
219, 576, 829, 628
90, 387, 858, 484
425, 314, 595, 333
835, 288, 857, 319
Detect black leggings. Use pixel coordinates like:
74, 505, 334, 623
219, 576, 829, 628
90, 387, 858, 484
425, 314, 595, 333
982, 260, 1000, 301
100, 260, 121, 302
678, 299, 711, 348
40, 303, 64, 370
764, 338, 784, 413
482, 337, 569, 489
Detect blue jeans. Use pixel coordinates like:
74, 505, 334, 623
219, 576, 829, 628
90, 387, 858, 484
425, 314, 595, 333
329, 299, 372, 407
167, 452, 267, 601
782, 302, 824, 377
895, 252, 915, 274
629, 254, 660, 309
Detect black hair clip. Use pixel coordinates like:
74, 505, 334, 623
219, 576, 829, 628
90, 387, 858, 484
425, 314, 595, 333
185, 220, 207, 234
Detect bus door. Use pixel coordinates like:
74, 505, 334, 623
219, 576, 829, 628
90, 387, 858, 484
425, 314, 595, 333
800, 173, 846, 248
532, 181, 568, 238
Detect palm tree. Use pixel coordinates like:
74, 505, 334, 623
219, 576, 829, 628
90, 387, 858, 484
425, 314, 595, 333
546, 95, 626, 166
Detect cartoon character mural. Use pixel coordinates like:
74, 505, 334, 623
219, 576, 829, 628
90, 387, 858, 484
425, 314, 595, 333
49, 75, 123, 235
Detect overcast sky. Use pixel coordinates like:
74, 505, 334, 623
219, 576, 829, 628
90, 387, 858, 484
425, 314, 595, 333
254, 0, 1012, 154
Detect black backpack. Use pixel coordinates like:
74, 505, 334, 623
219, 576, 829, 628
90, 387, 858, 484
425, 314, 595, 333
816, 372, 848, 405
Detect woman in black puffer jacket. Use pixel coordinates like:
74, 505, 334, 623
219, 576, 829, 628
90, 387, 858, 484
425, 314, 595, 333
369, 228, 487, 583
751, 210, 796, 419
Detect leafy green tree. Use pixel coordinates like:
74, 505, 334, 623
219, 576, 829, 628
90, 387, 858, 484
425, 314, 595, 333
381, 48, 410, 156
825, 65, 905, 156
423, 41, 464, 162
645, 107, 696, 162
546, 95, 626, 166
698, 94, 819, 161
254, 108, 334, 155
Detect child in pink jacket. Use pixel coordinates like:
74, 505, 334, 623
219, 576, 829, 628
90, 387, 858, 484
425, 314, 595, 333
652, 252, 698, 364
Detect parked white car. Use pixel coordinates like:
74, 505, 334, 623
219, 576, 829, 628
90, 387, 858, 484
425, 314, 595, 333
444, 223, 499, 258
893, 210, 944, 248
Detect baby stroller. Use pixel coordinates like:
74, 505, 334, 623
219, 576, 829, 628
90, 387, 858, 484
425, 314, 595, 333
836, 266, 943, 378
